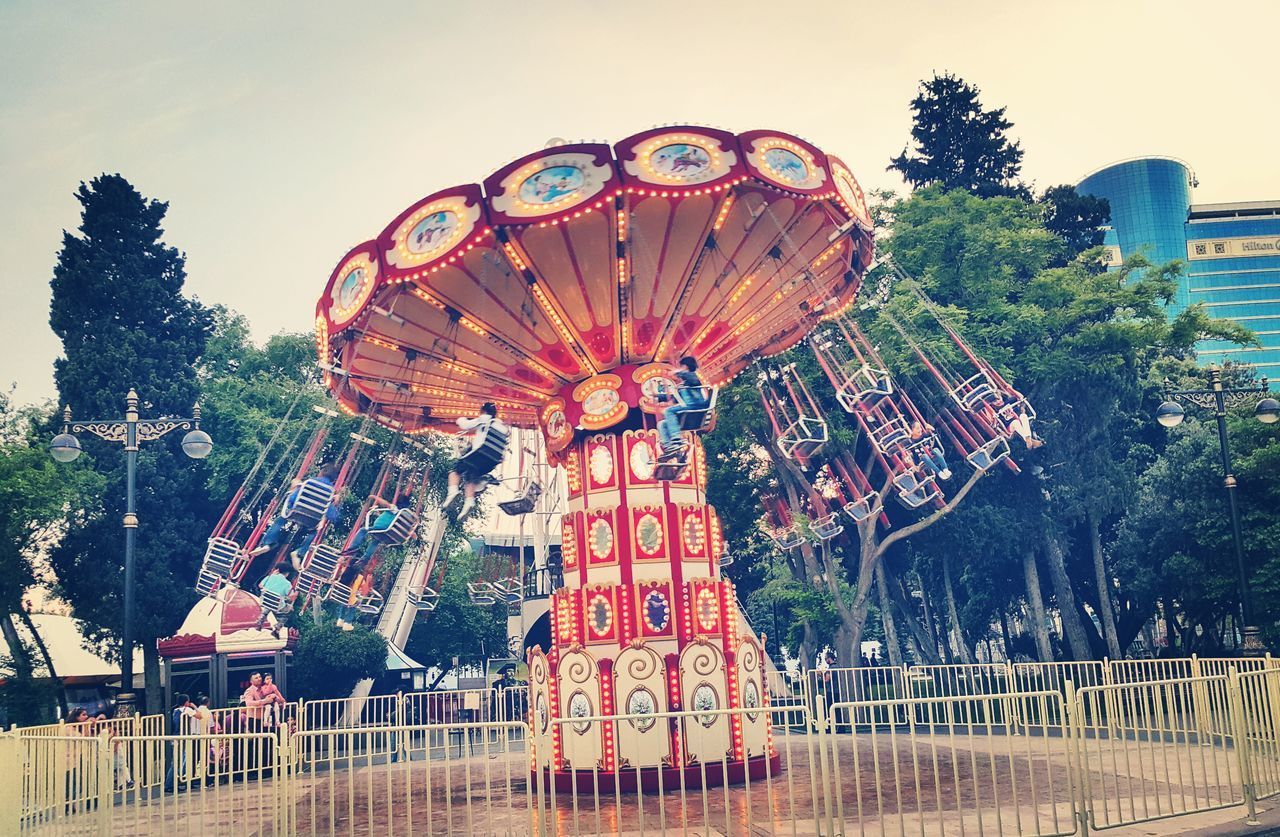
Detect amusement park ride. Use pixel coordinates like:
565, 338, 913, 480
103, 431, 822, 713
160, 124, 1038, 790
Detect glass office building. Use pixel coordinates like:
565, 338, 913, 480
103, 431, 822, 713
1078, 158, 1280, 383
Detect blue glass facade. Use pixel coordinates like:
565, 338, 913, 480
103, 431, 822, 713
1078, 158, 1280, 383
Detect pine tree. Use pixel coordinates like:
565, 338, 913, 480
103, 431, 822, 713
1040, 185, 1111, 263
888, 73, 1026, 198
48, 174, 213, 712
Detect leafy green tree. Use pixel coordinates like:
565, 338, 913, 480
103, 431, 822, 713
47, 174, 214, 711
888, 73, 1026, 198
290, 619, 387, 701
1039, 185, 1110, 262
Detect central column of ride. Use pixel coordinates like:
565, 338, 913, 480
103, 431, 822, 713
527, 371, 776, 792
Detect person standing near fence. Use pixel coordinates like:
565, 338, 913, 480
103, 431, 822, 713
259, 673, 286, 730
240, 673, 272, 772
163, 694, 195, 792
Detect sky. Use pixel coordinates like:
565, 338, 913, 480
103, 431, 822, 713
2, 0, 1277, 405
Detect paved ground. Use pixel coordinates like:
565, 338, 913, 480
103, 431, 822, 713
36, 728, 1279, 835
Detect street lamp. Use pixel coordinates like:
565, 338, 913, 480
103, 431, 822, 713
51, 389, 211, 715
1156, 367, 1274, 654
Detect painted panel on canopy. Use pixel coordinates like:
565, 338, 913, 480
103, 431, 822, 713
320, 241, 384, 335
376, 184, 489, 281
626, 194, 717, 360
825, 155, 874, 231
738, 130, 833, 198
484, 143, 617, 226
414, 245, 584, 382
614, 126, 745, 190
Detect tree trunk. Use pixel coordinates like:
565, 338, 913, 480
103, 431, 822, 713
17, 608, 67, 716
875, 562, 903, 667
919, 577, 950, 663
1022, 549, 1054, 663
942, 555, 975, 664
998, 610, 1012, 662
1043, 534, 1092, 660
1088, 511, 1123, 659
883, 568, 942, 665
143, 641, 162, 714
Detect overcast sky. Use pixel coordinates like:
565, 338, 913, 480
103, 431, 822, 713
2, 0, 1276, 406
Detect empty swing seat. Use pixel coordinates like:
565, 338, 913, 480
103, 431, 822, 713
412, 587, 440, 612
718, 550, 734, 568
653, 458, 688, 482
302, 544, 343, 580
842, 493, 879, 523
768, 525, 806, 550
950, 373, 998, 412
202, 537, 241, 577
675, 386, 718, 432
498, 480, 542, 516
776, 417, 829, 461
282, 478, 337, 527
893, 470, 940, 509
467, 580, 497, 606
294, 572, 325, 599
834, 365, 894, 413
866, 417, 910, 454
367, 508, 419, 546
355, 588, 383, 615
966, 436, 1011, 472
813, 513, 845, 540
195, 568, 222, 597
457, 422, 510, 476
491, 577, 523, 605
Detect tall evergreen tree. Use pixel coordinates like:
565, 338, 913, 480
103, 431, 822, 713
888, 73, 1026, 198
1039, 185, 1111, 263
48, 174, 213, 711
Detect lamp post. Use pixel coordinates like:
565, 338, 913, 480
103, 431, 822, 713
1156, 368, 1279, 655
51, 389, 212, 714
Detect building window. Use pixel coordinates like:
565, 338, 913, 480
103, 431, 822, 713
1214, 243, 1227, 255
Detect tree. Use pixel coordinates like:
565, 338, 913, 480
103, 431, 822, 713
290, 620, 387, 701
0, 396, 100, 722
1040, 185, 1110, 262
47, 174, 214, 712
888, 73, 1027, 198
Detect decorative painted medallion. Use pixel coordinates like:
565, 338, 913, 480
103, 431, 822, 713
764, 147, 809, 184
683, 515, 706, 554
696, 587, 719, 632
651, 143, 711, 179
743, 680, 761, 721
588, 593, 613, 636
384, 194, 480, 270
588, 444, 614, 485
831, 160, 871, 226
626, 688, 658, 732
536, 692, 549, 734
329, 253, 378, 327
629, 438, 656, 481
583, 387, 620, 417
589, 518, 614, 560
407, 210, 459, 254
692, 683, 719, 728
519, 165, 586, 206
569, 690, 593, 735
642, 589, 671, 633
635, 513, 664, 557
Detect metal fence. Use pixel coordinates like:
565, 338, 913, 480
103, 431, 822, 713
10, 661, 1280, 834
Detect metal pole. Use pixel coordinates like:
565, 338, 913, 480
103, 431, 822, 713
118, 390, 140, 714
1209, 370, 1262, 653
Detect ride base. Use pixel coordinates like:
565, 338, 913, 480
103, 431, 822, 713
526, 424, 775, 790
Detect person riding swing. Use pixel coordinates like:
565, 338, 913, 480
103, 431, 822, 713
656, 356, 709, 461
444, 402, 509, 517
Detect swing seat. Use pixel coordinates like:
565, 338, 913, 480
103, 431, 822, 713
202, 537, 241, 577
653, 457, 688, 482
718, 550, 734, 568
281, 478, 336, 528
457, 422, 510, 476
768, 525, 806, 550
498, 480, 542, 516
813, 513, 845, 540
674, 386, 718, 432
355, 588, 383, 615
259, 589, 292, 615
834, 364, 893, 413
866, 415, 910, 454
950, 373, 999, 413
893, 470, 940, 509
412, 587, 440, 612
965, 436, 1011, 472
367, 508, 419, 546
842, 492, 879, 523
776, 417, 829, 461
302, 544, 343, 580
293, 572, 325, 599
467, 580, 497, 606
195, 568, 222, 598
491, 577, 523, 605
